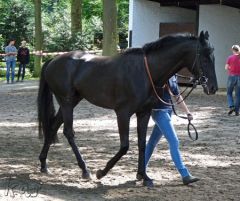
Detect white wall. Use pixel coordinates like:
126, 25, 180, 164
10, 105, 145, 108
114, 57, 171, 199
199, 5, 240, 88
129, 0, 161, 47
129, 0, 196, 47
129, 1, 240, 88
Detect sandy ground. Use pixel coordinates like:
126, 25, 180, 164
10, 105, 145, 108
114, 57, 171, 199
0, 80, 239, 201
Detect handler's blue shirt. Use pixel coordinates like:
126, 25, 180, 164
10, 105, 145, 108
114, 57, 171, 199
153, 75, 180, 110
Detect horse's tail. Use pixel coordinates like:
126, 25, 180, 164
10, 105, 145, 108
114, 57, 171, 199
37, 59, 56, 143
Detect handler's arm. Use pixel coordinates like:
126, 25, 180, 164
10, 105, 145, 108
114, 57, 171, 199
175, 95, 193, 120
225, 64, 230, 70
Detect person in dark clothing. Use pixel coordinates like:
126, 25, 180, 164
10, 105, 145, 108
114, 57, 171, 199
17, 40, 30, 82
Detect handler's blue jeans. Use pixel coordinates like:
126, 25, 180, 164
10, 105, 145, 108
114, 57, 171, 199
6, 60, 16, 82
145, 109, 190, 178
227, 75, 240, 113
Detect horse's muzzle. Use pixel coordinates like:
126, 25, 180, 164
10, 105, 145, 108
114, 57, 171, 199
203, 83, 218, 95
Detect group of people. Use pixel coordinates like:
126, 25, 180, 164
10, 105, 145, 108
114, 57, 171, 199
4, 39, 30, 84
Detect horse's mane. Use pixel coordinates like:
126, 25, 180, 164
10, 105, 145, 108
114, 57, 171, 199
119, 33, 197, 56
122, 47, 143, 55
142, 33, 197, 53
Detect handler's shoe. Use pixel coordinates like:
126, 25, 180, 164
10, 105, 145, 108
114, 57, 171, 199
182, 175, 200, 185
236, 111, 239, 116
228, 106, 235, 115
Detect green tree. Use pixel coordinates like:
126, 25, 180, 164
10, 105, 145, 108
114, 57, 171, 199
102, 0, 117, 56
71, 0, 82, 35
33, 0, 43, 77
0, 0, 129, 73
0, 0, 33, 48
117, 0, 129, 49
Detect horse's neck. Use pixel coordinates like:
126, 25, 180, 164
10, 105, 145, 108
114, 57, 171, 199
148, 41, 196, 86
147, 52, 183, 86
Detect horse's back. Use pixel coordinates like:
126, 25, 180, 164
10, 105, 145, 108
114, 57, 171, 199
44, 51, 91, 95
43, 50, 148, 110
44, 51, 123, 106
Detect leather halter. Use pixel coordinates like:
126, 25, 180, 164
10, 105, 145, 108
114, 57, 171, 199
143, 42, 209, 105
143, 55, 196, 106
143, 52, 202, 141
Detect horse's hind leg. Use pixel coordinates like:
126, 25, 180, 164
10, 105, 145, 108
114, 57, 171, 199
39, 98, 82, 174
96, 111, 130, 179
60, 99, 90, 179
51, 97, 83, 138
39, 109, 63, 174
136, 111, 153, 187
39, 141, 51, 173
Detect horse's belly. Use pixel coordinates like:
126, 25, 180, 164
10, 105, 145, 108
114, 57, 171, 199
77, 86, 117, 110
84, 97, 115, 110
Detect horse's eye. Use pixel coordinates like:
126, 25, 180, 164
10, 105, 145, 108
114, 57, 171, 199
202, 57, 208, 63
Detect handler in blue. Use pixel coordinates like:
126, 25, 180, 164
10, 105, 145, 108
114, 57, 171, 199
145, 75, 200, 185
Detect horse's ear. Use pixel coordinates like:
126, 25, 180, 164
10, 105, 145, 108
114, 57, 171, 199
199, 31, 205, 45
204, 31, 209, 40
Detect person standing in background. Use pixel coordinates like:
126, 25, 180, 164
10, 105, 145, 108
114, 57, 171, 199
5, 39, 17, 84
17, 40, 30, 82
225, 45, 240, 116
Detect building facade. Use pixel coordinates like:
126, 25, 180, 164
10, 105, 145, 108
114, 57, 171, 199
129, 0, 240, 88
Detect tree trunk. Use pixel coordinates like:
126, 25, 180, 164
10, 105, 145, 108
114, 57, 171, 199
33, 0, 43, 77
102, 0, 118, 56
71, 0, 82, 35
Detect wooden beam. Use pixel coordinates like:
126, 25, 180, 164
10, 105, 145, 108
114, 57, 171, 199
147, 0, 240, 9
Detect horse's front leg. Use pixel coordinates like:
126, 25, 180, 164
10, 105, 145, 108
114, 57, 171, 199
136, 110, 153, 187
60, 101, 90, 180
96, 110, 130, 179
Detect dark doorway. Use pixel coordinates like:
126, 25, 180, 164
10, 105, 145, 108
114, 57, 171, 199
159, 22, 196, 36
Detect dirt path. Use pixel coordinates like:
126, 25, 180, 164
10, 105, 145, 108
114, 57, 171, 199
0, 81, 239, 201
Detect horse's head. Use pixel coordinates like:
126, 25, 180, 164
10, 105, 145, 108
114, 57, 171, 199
189, 31, 218, 95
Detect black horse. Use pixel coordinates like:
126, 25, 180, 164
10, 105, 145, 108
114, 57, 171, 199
38, 31, 218, 187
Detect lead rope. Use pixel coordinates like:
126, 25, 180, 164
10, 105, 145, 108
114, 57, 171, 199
170, 99, 198, 141
143, 56, 173, 106
165, 83, 198, 141
143, 55, 198, 106
143, 54, 198, 140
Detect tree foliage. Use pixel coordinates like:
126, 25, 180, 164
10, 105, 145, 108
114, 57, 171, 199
0, 0, 129, 52
0, 0, 34, 48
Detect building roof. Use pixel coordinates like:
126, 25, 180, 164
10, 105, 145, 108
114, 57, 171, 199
148, 0, 240, 9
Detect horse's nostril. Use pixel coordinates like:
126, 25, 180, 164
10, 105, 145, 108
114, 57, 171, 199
210, 86, 218, 93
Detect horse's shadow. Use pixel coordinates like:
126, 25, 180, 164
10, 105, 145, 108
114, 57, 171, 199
0, 172, 146, 200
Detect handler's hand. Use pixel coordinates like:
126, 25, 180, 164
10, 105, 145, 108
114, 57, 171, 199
187, 113, 193, 121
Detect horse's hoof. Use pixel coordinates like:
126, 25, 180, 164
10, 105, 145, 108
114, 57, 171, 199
82, 170, 91, 180
136, 173, 143, 181
96, 169, 104, 179
143, 179, 154, 188
40, 167, 51, 174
